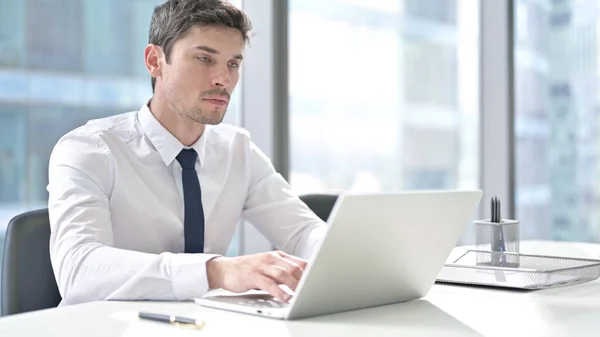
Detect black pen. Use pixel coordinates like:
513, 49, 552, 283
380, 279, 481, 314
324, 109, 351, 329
495, 196, 502, 222
138, 311, 205, 328
490, 197, 506, 265
491, 197, 495, 222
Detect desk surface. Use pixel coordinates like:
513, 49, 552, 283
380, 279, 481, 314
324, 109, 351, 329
2, 240, 600, 337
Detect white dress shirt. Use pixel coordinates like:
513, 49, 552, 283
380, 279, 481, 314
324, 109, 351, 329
47, 103, 327, 305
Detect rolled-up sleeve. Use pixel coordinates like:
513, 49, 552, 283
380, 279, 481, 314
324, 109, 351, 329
48, 132, 218, 305
241, 141, 327, 261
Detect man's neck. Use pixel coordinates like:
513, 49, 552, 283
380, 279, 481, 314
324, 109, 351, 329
148, 95, 205, 147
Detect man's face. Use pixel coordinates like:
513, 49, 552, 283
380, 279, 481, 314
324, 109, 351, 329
158, 25, 244, 125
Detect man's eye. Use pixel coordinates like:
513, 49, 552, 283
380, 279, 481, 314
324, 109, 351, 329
228, 62, 239, 68
198, 56, 211, 62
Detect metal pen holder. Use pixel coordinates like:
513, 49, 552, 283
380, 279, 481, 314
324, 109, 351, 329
475, 219, 520, 268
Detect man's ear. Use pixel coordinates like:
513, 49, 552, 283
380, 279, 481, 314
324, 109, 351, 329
144, 44, 163, 79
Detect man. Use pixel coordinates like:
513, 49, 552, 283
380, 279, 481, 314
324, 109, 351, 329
47, 0, 326, 306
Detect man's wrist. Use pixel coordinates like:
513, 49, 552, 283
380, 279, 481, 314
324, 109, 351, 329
206, 256, 225, 289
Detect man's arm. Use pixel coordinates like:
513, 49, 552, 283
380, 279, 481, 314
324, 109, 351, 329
207, 140, 327, 300
48, 132, 219, 305
242, 141, 328, 261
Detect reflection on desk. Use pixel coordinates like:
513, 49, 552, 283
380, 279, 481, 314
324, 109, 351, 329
284, 299, 481, 337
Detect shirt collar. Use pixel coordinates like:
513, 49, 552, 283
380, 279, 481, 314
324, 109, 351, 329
137, 103, 208, 168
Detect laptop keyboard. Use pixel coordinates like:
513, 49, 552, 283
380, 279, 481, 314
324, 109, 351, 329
210, 294, 289, 308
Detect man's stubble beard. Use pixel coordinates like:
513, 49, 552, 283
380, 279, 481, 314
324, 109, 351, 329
185, 106, 227, 125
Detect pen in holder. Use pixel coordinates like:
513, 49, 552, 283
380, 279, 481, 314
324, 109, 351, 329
475, 197, 520, 268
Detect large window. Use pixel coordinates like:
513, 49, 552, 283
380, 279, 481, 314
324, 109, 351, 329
288, 0, 480, 224
514, 0, 600, 242
0, 1, 166, 217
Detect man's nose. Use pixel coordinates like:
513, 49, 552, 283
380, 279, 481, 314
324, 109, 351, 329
212, 67, 232, 87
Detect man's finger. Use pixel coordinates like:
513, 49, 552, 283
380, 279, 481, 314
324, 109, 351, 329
267, 254, 303, 281
272, 251, 308, 270
261, 265, 300, 291
255, 274, 290, 302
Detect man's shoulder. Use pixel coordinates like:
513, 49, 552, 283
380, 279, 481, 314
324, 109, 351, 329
49, 111, 140, 163
58, 111, 139, 145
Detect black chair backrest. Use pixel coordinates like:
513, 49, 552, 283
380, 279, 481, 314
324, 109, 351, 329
1, 209, 61, 316
299, 194, 339, 222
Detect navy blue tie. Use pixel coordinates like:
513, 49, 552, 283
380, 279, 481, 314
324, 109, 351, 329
176, 149, 204, 253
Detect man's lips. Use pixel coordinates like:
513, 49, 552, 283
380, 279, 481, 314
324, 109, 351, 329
203, 97, 229, 106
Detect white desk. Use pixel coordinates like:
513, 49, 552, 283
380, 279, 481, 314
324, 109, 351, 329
1, 240, 600, 337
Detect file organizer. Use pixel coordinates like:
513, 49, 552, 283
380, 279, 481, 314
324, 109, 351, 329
436, 250, 600, 289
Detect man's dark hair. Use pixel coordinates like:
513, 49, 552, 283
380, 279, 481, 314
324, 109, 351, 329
148, 0, 252, 92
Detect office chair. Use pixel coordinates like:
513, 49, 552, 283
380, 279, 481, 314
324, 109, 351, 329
1, 209, 62, 316
299, 193, 339, 222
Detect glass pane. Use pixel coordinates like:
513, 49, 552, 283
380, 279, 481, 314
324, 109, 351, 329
514, 0, 598, 242
288, 0, 480, 241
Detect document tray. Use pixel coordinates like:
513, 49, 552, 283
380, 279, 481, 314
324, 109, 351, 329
436, 250, 600, 289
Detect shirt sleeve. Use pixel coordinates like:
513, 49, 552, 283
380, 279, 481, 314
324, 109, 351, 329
47, 131, 219, 305
241, 141, 328, 261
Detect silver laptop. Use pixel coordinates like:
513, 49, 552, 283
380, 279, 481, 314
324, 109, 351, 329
195, 190, 483, 320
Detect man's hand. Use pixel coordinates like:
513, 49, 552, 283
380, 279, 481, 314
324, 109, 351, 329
206, 251, 307, 302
